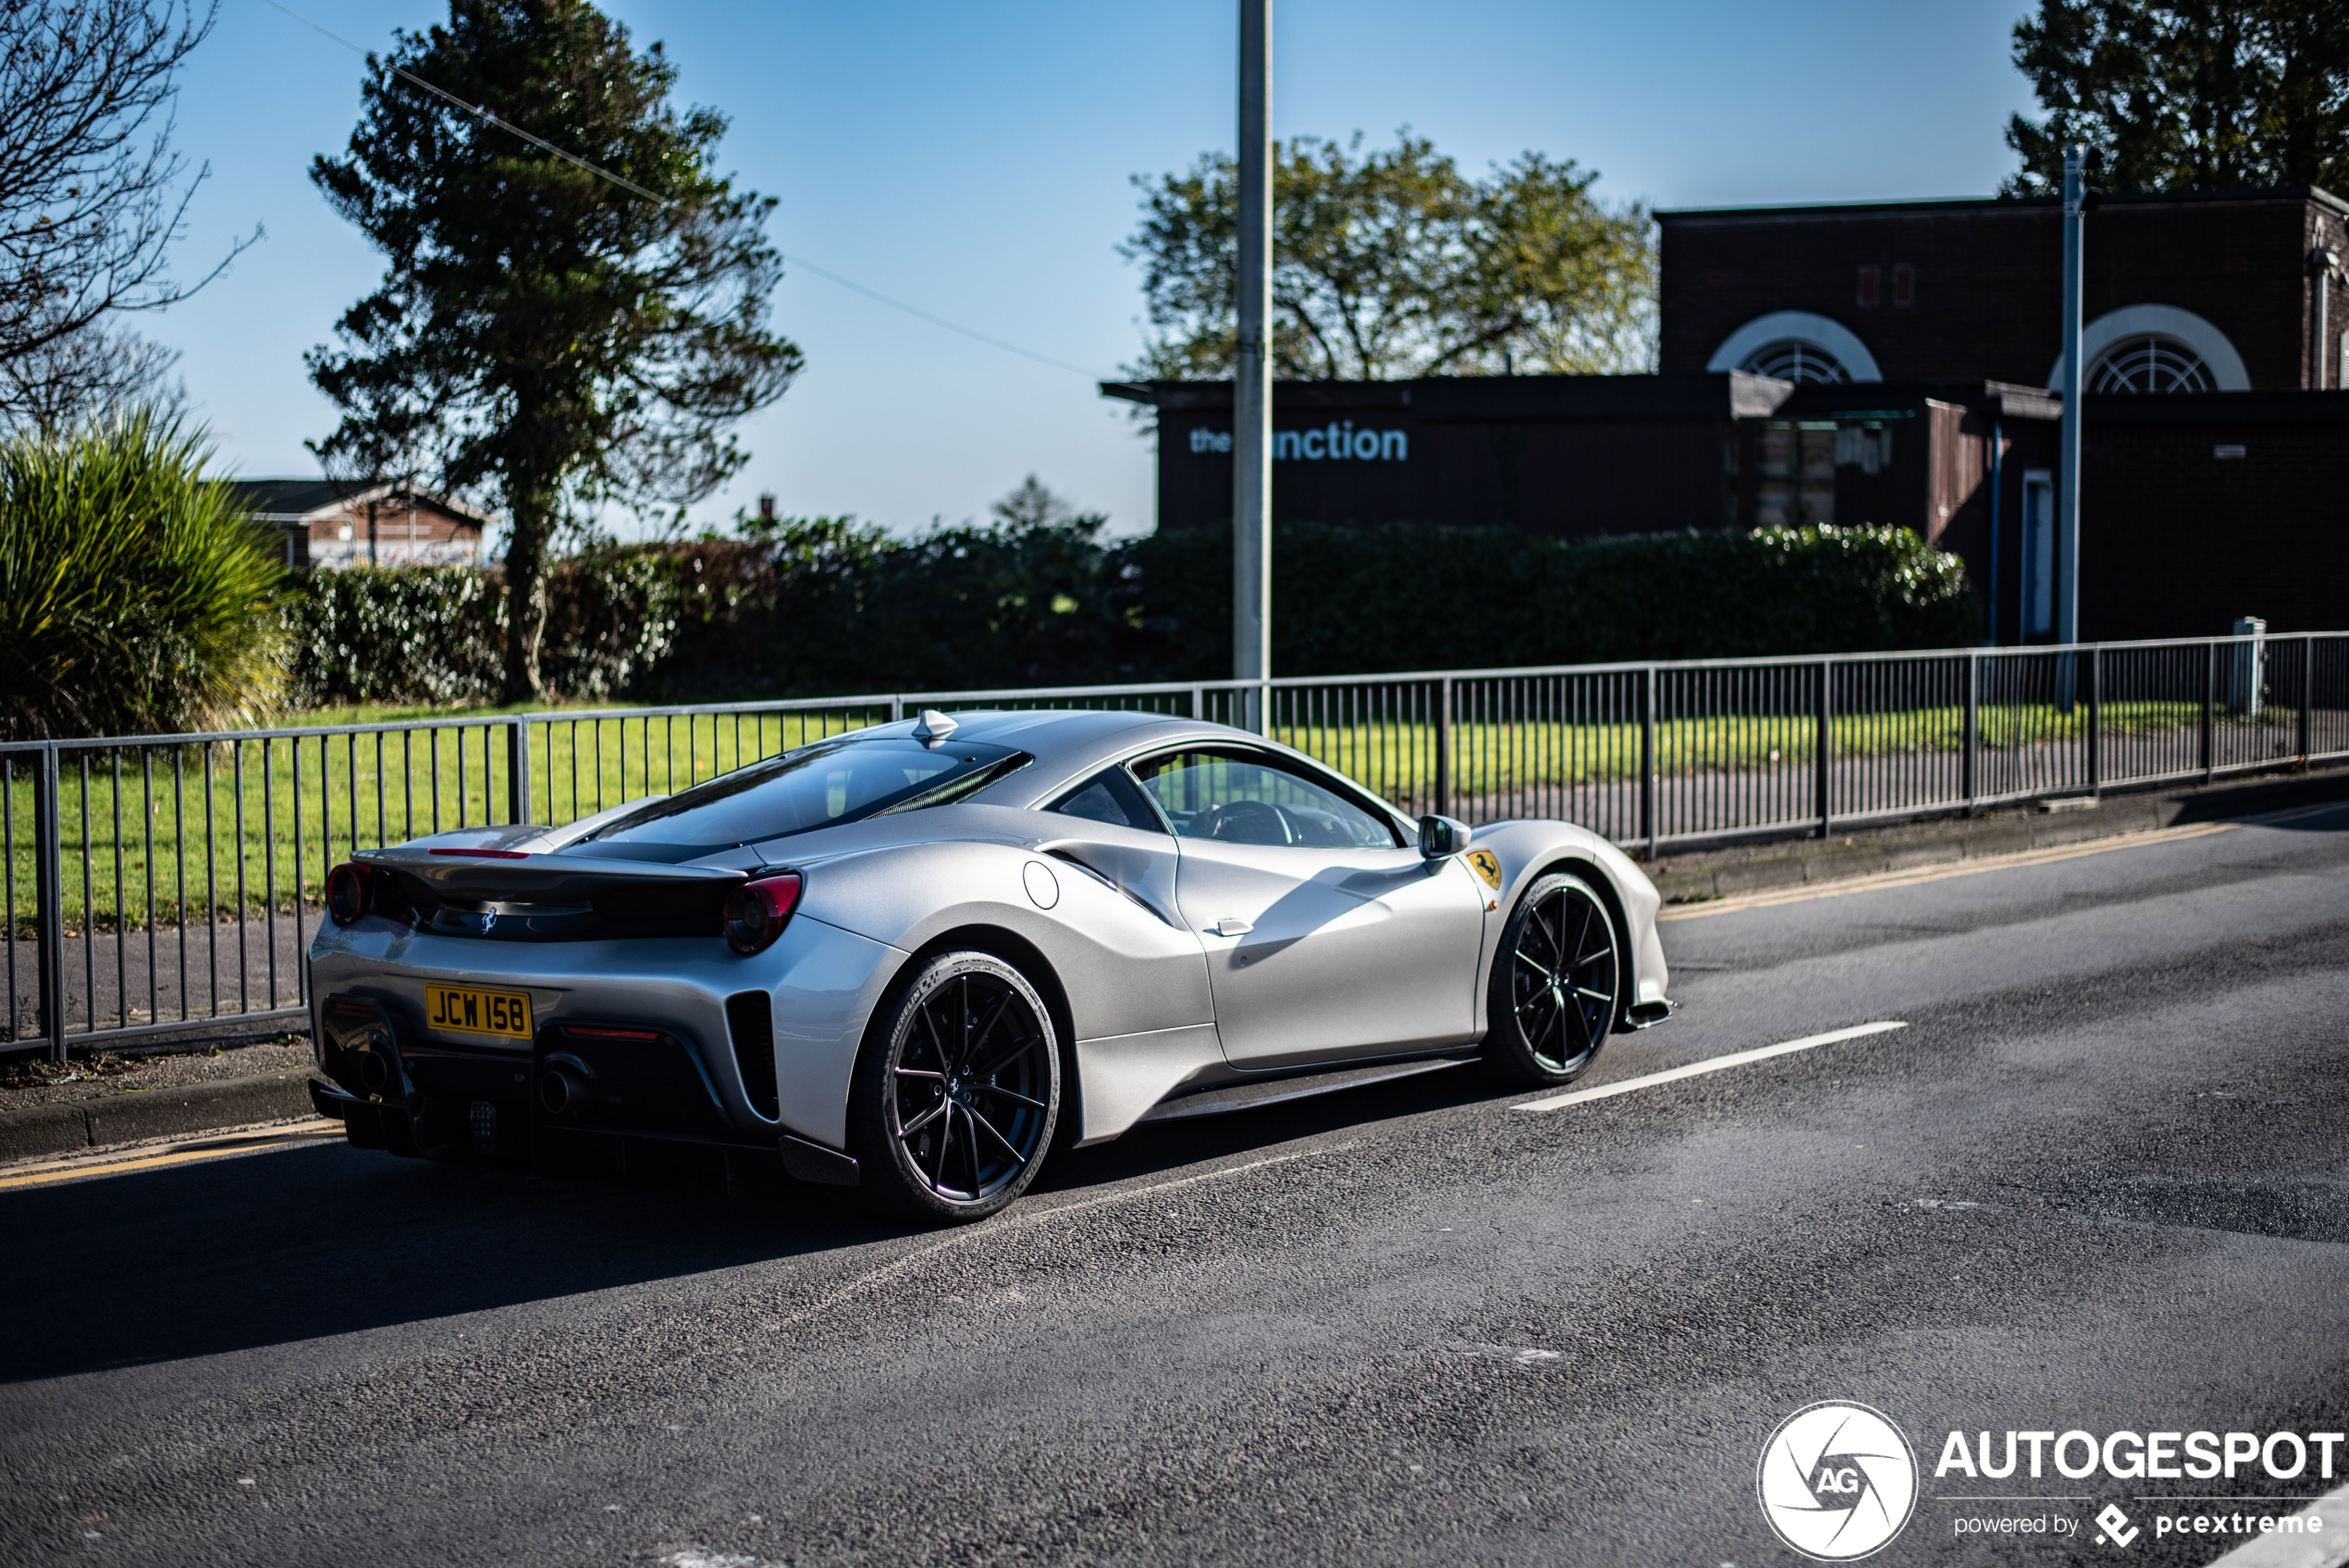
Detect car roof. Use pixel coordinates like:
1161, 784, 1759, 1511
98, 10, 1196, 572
891, 708, 1413, 827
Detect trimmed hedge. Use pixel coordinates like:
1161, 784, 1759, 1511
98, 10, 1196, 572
289, 549, 684, 707
1130, 521, 1976, 675
284, 517, 1974, 710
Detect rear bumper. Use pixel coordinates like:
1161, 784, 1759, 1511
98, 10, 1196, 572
307, 914, 901, 1150
308, 1076, 354, 1120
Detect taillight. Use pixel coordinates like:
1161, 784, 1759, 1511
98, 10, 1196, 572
326, 863, 373, 926
724, 872, 802, 955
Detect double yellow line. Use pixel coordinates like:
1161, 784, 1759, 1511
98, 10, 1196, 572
0, 1119, 346, 1192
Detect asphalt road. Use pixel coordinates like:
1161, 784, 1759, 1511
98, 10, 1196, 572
4, 804, 2346, 1567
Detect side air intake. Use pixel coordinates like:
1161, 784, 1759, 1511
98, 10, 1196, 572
725, 990, 779, 1121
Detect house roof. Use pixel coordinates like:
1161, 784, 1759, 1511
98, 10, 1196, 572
225, 478, 495, 529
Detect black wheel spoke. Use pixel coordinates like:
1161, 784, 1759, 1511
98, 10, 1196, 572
929, 1101, 955, 1191
916, 1001, 950, 1072
974, 1082, 1048, 1112
960, 1105, 984, 1194
949, 976, 974, 1073
1528, 899, 1562, 964
899, 1099, 946, 1140
968, 1023, 1039, 1080
1565, 898, 1595, 973
963, 986, 1014, 1066
965, 1104, 1028, 1167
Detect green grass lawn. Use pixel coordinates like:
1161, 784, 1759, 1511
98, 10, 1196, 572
2, 696, 2302, 932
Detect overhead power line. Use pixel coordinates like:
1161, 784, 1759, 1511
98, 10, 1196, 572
769, 252, 1109, 377
253, 0, 1113, 380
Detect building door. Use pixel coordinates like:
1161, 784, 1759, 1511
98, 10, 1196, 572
2021, 470, 2055, 640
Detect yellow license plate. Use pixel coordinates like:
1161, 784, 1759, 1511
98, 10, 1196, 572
424, 984, 535, 1040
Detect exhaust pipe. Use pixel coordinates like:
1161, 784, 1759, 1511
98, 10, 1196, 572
538, 1060, 594, 1118
358, 1047, 395, 1096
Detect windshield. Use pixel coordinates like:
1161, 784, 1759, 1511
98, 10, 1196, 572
567, 737, 1026, 856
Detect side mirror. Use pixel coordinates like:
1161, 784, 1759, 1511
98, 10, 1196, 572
1417, 814, 1471, 860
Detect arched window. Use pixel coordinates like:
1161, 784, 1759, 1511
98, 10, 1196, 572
2087, 336, 2214, 393
1740, 339, 1851, 384
2049, 305, 2249, 391
1706, 311, 1884, 383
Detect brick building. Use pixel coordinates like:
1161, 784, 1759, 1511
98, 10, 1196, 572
229, 479, 492, 570
1113, 183, 2349, 643
1659, 188, 2349, 394
1656, 186, 2349, 641
1102, 373, 1792, 538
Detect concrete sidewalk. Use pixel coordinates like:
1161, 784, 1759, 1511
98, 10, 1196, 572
0, 1067, 322, 1164
1638, 763, 2349, 903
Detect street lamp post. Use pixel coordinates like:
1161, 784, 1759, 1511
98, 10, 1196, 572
2057, 144, 2085, 704
1232, 0, 1273, 731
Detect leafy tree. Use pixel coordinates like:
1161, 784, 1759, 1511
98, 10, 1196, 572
1122, 130, 1654, 382
2005, 0, 2349, 193
990, 472, 1105, 534
308, 0, 802, 701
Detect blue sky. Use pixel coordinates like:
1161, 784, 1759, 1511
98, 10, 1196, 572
150, 0, 2041, 539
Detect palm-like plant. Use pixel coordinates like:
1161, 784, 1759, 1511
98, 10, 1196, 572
0, 408, 288, 740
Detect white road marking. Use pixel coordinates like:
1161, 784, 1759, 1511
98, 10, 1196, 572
1511, 1022, 1909, 1112
2202, 1481, 2349, 1568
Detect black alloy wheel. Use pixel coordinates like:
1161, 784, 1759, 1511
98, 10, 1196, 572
851, 950, 1061, 1223
1482, 871, 1622, 1087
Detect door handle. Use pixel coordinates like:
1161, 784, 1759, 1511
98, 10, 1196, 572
1208, 917, 1253, 937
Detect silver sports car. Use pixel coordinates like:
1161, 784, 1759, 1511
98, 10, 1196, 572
307, 708, 1674, 1222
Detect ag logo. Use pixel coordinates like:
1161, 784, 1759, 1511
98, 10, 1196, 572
1757, 1401, 1919, 1561
1466, 850, 1502, 890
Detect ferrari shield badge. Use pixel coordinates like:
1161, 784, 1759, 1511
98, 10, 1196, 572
1467, 850, 1503, 889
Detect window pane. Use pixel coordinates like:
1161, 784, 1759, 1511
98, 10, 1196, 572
571, 737, 1021, 854
1131, 751, 1396, 849
1049, 768, 1164, 834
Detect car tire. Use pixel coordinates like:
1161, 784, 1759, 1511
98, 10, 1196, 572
849, 950, 1062, 1225
1482, 871, 1623, 1088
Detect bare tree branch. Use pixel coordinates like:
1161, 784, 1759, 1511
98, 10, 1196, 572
0, 0, 256, 366
0, 313, 183, 432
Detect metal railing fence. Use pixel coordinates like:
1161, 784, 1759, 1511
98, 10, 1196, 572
6, 631, 2343, 1058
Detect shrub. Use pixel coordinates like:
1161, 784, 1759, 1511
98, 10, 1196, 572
1127, 521, 1976, 676
0, 410, 289, 740
274, 516, 1975, 712
286, 548, 689, 708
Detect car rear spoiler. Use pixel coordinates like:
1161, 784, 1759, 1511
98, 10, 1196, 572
352, 846, 751, 932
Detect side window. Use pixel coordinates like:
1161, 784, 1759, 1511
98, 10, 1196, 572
1129, 751, 1398, 849
1047, 767, 1168, 834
